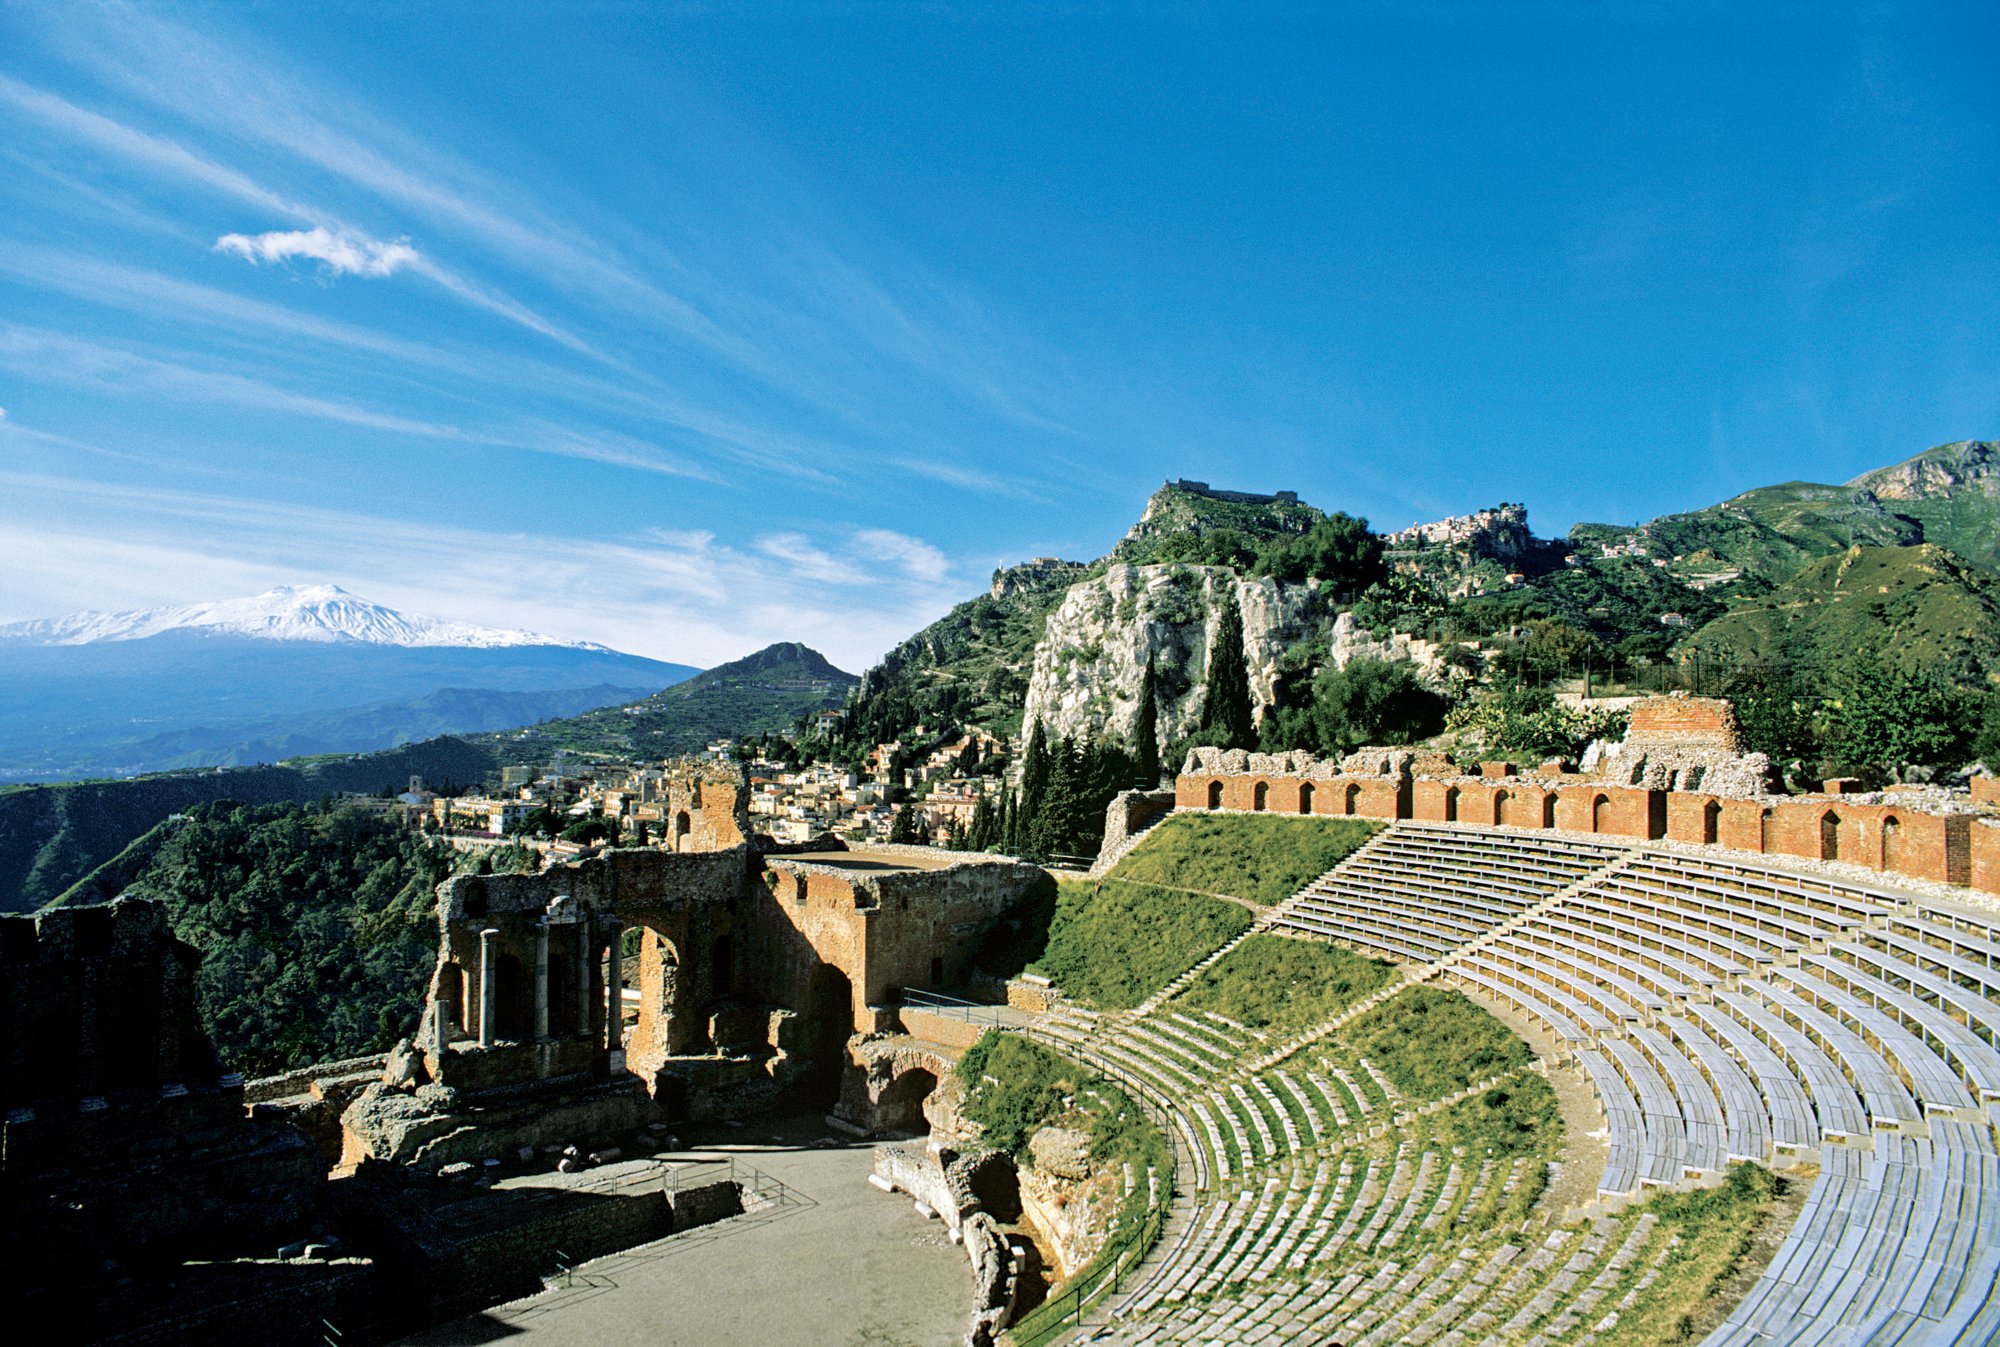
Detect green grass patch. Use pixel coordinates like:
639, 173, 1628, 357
1109, 811, 1380, 907
1179, 933, 1397, 1034
1589, 1163, 1779, 1347
1030, 877, 1251, 1009
1343, 986, 1537, 1100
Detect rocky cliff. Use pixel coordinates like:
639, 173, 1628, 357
1021, 564, 1448, 750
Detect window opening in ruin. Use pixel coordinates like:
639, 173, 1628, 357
1344, 783, 1361, 816
1541, 794, 1558, 828
1591, 794, 1610, 833
712, 933, 735, 999
1253, 781, 1269, 812
1443, 787, 1458, 823
1821, 812, 1842, 862
1207, 780, 1223, 810
495, 953, 531, 1041
1883, 816, 1903, 871
1702, 799, 1722, 846
437, 960, 467, 1037
673, 811, 692, 851
1299, 782, 1315, 814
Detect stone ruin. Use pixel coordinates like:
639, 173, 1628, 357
1579, 693, 1775, 798
4, 804, 1051, 1340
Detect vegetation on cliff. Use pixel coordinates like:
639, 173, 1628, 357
112, 801, 454, 1075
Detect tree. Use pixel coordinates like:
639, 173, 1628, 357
1310, 659, 1449, 756
1819, 660, 1979, 776
1255, 512, 1386, 593
1196, 592, 1257, 750
1133, 654, 1162, 786
888, 803, 922, 845
967, 795, 998, 851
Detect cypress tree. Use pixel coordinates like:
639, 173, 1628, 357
1133, 654, 1161, 786
1017, 720, 1053, 853
1198, 589, 1257, 750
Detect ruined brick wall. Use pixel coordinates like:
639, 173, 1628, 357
1625, 693, 1741, 751
660, 759, 751, 853
1, 898, 227, 1120
1973, 820, 2000, 896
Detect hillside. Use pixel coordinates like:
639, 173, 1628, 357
0, 736, 499, 913
839, 559, 1090, 749
1114, 480, 1324, 564
1847, 439, 2000, 570
1681, 543, 2000, 686
483, 642, 857, 759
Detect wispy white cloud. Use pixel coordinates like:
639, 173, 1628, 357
214, 225, 419, 278
0, 469, 960, 669
852, 528, 950, 584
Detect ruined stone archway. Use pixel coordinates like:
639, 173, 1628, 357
1298, 782, 1315, 815
1702, 799, 1722, 845
1207, 781, 1223, 810
1253, 781, 1269, 812
1821, 812, 1842, 862
1883, 815, 1905, 872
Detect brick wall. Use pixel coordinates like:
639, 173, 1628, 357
1626, 694, 1741, 751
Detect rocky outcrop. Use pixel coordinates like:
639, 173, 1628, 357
1022, 566, 1456, 751
1022, 566, 1315, 748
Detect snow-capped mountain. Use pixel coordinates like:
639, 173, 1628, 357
0, 584, 611, 651
0, 586, 697, 782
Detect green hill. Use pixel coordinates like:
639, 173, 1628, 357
1846, 439, 2000, 571
1114, 480, 1325, 564
1682, 544, 2000, 686
0, 736, 499, 914
483, 641, 857, 759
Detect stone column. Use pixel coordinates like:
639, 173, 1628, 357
533, 920, 550, 1042
478, 927, 500, 1047
576, 915, 594, 1039
604, 919, 625, 1060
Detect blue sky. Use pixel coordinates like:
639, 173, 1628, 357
1, 2, 1994, 670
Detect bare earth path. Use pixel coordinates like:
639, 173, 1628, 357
402, 1112, 970, 1347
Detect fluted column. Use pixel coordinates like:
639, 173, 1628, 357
604, 919, 625, 1059
576, 915, 594, 1038
533, 920, 550, 1042
477, 927, 499, 1047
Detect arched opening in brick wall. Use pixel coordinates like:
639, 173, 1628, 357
1443, 787, 1459, 823
1883, 816, 1905, 871
1702, 799, 1721, 845
437, 960, 467, 1036
802, 963, 856, 1104
1299, 782, 1315, 815
1253, 781, 1269, 812
1208, 781, 1224, 810
629, 928, 681, 1059
1344, 783, 1361, 816
1541, 794, 1558, 829
1821, 812, 1842, 862
873, 1065, 939, 1133
1590, 794, 1610, 833
673, 811, 692, 851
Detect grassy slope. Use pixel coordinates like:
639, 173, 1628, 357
1106, 812, 1380, 908
1032, 877, 1251, 1009
1179, 934, 1396, 1034
1345, 985, 1538, 1096
1684, 543, 2000, 683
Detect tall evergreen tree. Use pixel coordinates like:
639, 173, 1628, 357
1197, 590, 1257, 750
1133, 654, 1161, 786
1016, 719, 1053, 853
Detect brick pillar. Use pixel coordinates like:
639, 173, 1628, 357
477, 927, 499, 1048
533, 920, 550, 1042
